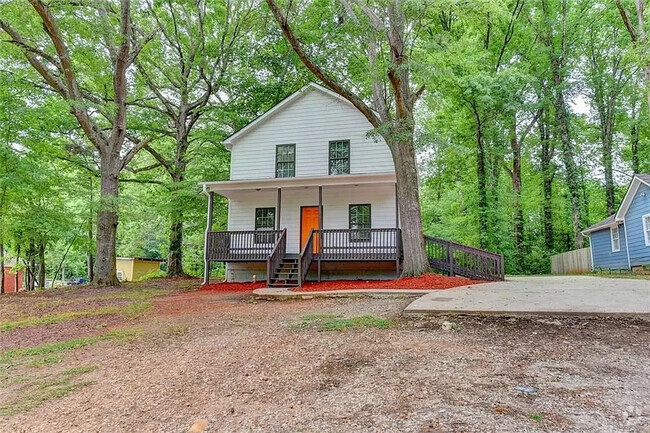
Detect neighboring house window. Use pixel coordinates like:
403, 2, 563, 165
255, 207, 275, 244
610, 225, 621, 252
329, 140, 350, 175
643, 213, 650, 246
276, 144, 295, 178
349, 204, 371, 242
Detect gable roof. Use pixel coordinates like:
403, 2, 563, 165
582, 214, 617, 234
615, 174, 650, 222
582, 174, 650, 235
222, 82, 355, 150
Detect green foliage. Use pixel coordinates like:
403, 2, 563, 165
0, 0, 648, 283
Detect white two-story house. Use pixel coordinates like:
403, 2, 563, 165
200, 83, 402, 287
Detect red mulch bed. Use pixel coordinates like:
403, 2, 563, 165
200, 274, 483, 293
294, 273, 483, 292
200, 281, 267, 292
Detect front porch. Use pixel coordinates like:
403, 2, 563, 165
206, 227, 402, 287
200, 173, 505, 287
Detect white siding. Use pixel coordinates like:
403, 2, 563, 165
229, 89, 394, 180
227, 183, 397, 254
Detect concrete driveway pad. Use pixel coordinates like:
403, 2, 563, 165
404, 276, 650, 316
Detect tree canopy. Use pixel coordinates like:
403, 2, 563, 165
0, 0, 648, 290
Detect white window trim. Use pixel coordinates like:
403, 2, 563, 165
643, 213, 650, 247
610, 226, 621, 252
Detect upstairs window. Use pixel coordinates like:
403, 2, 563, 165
255, 207, 276, 244
611, 225, 621, 252
349, 204, 371, 242
276, 144, 295, 178
329, 140, 350, 175
643, 213, 650, 246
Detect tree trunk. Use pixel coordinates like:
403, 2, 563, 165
15, 243, 20, 291
551, 58, 583, 248
602, 133, 615, 215
167, 159, 187, 277
474, 110, 489, 249
539, 114, 555, 252
87, 176, 94, 282
38, 240, 45, 289
509, 119, 524, 272
93, 152, 120, 286
387, 136, 429, 276
27, 240, 35, 291
631, 118, 640, 174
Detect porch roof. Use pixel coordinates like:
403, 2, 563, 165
200, 173, 396, 198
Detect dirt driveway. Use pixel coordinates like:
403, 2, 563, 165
1, 280, 649, 432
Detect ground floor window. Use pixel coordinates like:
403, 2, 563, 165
610, 225, 620, 252
349, 204, 371, 242
255, 207, 276, 243
643, 213, 650, 246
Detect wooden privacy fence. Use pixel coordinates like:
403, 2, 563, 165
550, 248, 592, 274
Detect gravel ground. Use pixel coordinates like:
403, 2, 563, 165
1, 282, 649, 432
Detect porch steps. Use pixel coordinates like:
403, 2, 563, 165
269, 257, 300, 288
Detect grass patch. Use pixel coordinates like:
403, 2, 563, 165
0, 328, 140, 366
296, 314, 393, 331
135, 270, 167, 282
124, 301, 152, 318
529, 413, 544, 422
0, 301, 152, 332
0, 365, 97, 416
97, 288, 168, 301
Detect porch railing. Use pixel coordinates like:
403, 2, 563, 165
298, 229, 315, 286
315, 228, 402, 261
424, 235, 504, 281
206, 230, 283, 261
266, 229, 287, 286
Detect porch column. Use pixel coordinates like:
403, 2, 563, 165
203, 191, 215, 285
318, 186, 322, 282
276, 188, 282, 230
318, 186, 323, 229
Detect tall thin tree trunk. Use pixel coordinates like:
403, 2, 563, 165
509, 118, 524, 272
167, 158, 187, 277
551, 59, 583, 248
87, 176, 94, 282
474, 109, 489, 249
631, 115, 640, 174
602, 133, 615, 214
539, 113, 555, 251
94, 152, 120, 286
38, 240, 45, 289
15, 243, 20, 291
27, 240, 35, 291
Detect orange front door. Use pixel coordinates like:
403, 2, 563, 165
300, 206, 320, 252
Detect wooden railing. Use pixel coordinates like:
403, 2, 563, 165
266, 229, 287, 286
298, 229, 315, 286
424, 235, 504, 281
315, 228, 401, 261
206, 230, 283, 261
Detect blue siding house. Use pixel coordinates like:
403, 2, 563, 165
583, 174, 650, 271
